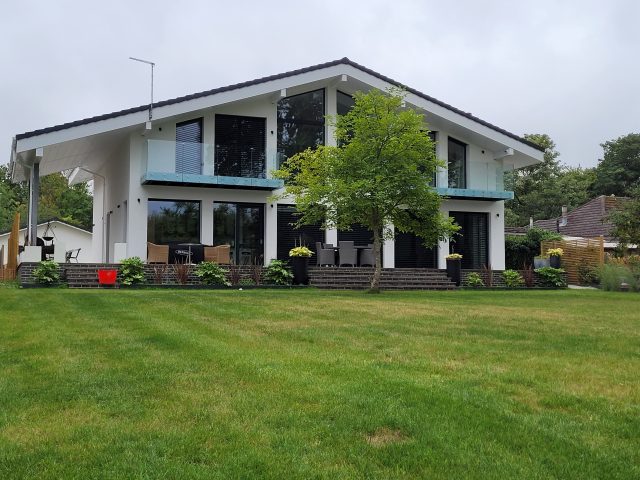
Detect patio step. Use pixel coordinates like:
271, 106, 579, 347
308, 267, 456, 290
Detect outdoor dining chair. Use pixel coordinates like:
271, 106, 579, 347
147, 242, 169, 264
338, 241, 357, 267
359, 244, 375, 267
316, 242, 336, 266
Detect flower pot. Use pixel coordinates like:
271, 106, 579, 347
446, 258, 462, 286
291, 257, 310, 285
533, 257, 550, 269
549, 255, 561, 269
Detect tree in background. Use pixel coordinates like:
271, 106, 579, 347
274, 88, 458, 291
505, 134, 595, 226
591, 133, 640, 197
607, 185, 640, 252
0, 164, 92, 232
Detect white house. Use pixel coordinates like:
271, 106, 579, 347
0, 220, 92, 264
9, 58, 543, 270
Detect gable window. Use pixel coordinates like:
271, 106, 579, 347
175, 119, 203, 175
448, 137, 467, 189
277, 89, 325, 167
215, 114, 266, 178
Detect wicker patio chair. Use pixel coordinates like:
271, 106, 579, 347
359, 244, 375, 267
338, 241, 357, 267
147, 242, 169, 264
316, 242, 336, 266
204, 245, 231, 264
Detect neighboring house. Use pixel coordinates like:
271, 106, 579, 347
0, 219, 92, 263
9, 58, 543, 270
533, 195, 627, 250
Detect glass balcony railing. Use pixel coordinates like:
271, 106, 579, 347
435, 162, 515, 200
142, 140, 283, 190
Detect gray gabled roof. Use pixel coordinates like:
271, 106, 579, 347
15, 57, 543, 152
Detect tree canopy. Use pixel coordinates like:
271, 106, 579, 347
591, 133, 640, 197
505, 134, 595, 226
273, 88, 457, 291
0, 164, 93, 232
607, 186, 640, 251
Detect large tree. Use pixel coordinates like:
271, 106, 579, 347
591, 133, 640, 197
0, 164, 92, 232
273, 88, 457, 291
607, 185, 640, 252
505, 134, 595, 226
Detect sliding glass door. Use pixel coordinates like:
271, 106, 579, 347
213, 202, 264, 265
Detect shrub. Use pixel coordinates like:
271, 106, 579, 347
33, 261, 60, 285
239, 278, 255, 287
502, 269, 525, 288
120, 257, 146, 286
505, 228, 562, 269
173, 262, 193, 285
534, 267, 567, 288
465, 272, 485, 287
264, 260, 293, 285
597, 264, 638, 292
289, 246, 313, 258
194, 262, 230, 286
577, 264, 600, 286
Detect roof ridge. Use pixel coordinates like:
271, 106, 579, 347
15, 57, 543, 152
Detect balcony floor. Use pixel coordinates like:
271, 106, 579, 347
142, 172, 283, 190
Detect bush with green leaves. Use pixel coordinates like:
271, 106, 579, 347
264, 260, 293, 285
534, 267, 567, 288
502, 269, 525, 288
239, 278, 255, 287
119, 257, 146, 286
194, 261, 231, 286
597, 264, 638, 292
33, 261, 60, 285
578, 264, 600, 286
465, 272, 485, 287
505, 228, 562, 269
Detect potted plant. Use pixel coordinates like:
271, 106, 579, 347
547, 248, 563, 268
533, 255, 550, 269
446, 253, 463, 286
289, 246, 313, 285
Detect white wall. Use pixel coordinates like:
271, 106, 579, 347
0, 222, 93, 264
438, 199, 505, 270
106, 84, 509, 268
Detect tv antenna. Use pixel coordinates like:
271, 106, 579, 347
129, 56, 155, 122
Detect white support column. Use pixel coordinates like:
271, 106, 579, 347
489, 201, 506, 270
438, 203, 450, 269
264, 201, 278, 264
201, 200, 214, 246
326, 227, 337, 246
382, 223, 395, 268
28, 155, 41, 246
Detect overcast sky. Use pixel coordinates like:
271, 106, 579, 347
1, 0, 638, 169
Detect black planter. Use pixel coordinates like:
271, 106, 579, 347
549, 255, 561, 268
291, 257, 310, 285
446, 259, 462, 286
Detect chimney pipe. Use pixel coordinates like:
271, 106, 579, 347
560, 205, 568, 227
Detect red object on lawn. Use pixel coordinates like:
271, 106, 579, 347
98, 269, 118, 286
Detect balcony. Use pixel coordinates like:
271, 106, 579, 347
436, 162, 514, 200
141, 140, 283, 190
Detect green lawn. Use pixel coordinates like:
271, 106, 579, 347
0, 289, 638, 479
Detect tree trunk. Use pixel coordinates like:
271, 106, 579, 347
370, 228, 383, 292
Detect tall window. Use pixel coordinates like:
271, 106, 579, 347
215, 114, 266, 178
175, 119, 203, 175
450, 212, 488, 269
277, 89, 325, 167
337, 91, 355, 116
147, 200, 200, 244
448, 137, 467, 188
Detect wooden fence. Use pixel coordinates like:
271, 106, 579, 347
541, 236, 604, 285
1, 213, 20, 281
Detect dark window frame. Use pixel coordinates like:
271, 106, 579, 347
147, 198, 202, 245
448, 136, 467, 189
214, 113, 267, 178
175, 118, 204, 175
